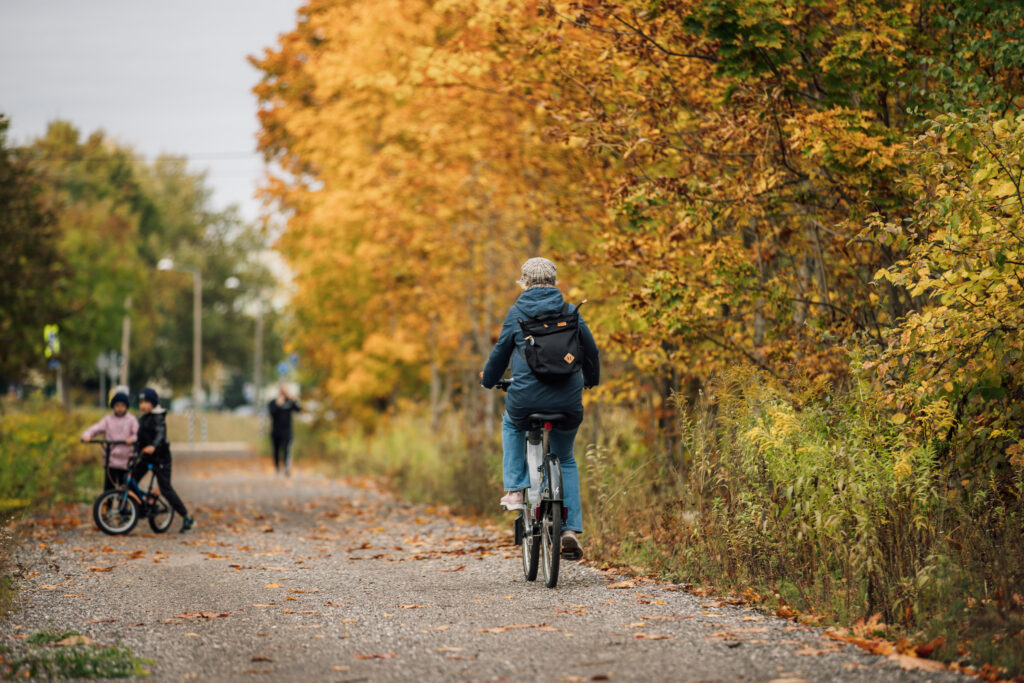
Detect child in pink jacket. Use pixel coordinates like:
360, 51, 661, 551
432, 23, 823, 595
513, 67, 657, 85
81, 392, 138, 490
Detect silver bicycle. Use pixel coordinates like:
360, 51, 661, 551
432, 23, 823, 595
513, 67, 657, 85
494, 379, 568, 588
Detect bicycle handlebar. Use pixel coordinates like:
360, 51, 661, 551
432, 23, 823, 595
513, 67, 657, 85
85, 439, 131, 445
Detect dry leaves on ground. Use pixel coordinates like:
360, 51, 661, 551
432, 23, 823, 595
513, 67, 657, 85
477, 623, 551, 634
55, 635, 93, 646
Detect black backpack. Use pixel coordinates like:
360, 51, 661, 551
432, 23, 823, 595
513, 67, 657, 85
517, 302, 585, 384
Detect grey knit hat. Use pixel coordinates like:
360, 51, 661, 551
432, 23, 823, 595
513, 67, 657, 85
517, 257, 557, 289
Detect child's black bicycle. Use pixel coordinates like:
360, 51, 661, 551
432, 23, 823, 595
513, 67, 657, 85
493, 379, 569, 588
89, 440, 175, 535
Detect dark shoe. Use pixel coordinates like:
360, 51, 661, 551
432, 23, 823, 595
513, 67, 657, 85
180, 514, 195, 533
561, 530, 584, 561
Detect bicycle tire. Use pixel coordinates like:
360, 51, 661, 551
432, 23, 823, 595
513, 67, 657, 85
92, 490, 139, 535
147, 494, 175, 533
542, 501, 562, 588
522, 516, 540, 582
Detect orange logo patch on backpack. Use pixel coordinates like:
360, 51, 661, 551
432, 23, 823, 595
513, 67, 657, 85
563, 352, 575, 364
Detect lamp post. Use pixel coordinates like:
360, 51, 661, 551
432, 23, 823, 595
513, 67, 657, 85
225, 277, 264, 413
157, 257, 203, 441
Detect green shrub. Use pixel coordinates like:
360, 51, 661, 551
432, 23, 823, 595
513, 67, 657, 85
582, 368, 1024, 676
296, 411, 501, 514
0, 400, 102, 512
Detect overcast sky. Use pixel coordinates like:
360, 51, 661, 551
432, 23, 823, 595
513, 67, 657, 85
0, 0, 304, 222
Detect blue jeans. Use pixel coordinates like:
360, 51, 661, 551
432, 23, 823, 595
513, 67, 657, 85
502, 411, 582, 533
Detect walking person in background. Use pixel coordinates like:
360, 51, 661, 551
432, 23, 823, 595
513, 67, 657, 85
268, 384, 300, 476
134, 387, 194, 532
81, 391, 138, 491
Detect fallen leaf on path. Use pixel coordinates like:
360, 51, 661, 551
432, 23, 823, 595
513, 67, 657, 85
40, 585, 58, 590
85, 618, 116, 623
185, 633, 200, 637
174, 612, 230, 620
625, 622, 646, 628
914, 635, 946, 659
56, 635, 94, 646
355, 652, 396, 659
438, 565, 465, 572
252, 604, 274, 607
436, 647, 463, 652
251, 655, 274, 662
330, 666, 349, 671
88, 566, 116, 572
606, 580, 636, 589
634, 633, 672, 640
889, 654, 947, 672
477, 623, 549, 634
399, 604, 428, 609
263, 583, 281, 589
424, 625, 449, 631
794, 647, 827, 656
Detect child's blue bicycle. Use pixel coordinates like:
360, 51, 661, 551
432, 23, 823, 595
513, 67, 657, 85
89, 440, 175, 535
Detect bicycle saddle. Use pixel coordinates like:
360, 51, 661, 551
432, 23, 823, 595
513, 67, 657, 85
527, 413, 570, 428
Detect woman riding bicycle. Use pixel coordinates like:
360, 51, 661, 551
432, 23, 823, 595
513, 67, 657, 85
481, 257, 600, 560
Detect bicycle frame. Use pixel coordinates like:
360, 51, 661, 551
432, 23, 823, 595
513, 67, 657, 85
522, 423, 563, 535
118, 455, 158, 510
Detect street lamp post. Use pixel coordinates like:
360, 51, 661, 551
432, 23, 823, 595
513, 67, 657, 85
158, 257, 203, 442
225, 277, 264, 413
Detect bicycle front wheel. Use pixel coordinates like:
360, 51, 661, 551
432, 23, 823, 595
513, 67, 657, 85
147, 494, 175, 533
541, 501, 562, 588
92, 490, 139, 535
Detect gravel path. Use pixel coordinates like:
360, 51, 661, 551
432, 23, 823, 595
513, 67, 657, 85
2, 452, 967, 682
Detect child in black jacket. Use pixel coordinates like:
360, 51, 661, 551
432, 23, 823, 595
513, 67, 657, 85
134, 387, 194, 532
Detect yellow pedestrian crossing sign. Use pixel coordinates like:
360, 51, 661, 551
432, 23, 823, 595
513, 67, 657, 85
44, 324, 60, 358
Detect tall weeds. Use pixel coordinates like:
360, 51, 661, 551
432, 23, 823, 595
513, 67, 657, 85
582, 368, 1024, 674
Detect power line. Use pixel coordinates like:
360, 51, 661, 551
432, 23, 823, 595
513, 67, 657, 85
15, 149, 268, 162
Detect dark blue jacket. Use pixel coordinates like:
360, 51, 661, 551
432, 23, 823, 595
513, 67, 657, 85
482, 287, 600, 430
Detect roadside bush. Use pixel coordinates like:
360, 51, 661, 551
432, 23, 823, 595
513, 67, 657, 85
0, 399, 99, 512
582, 367, 1024, 675
297, 410, 501, 515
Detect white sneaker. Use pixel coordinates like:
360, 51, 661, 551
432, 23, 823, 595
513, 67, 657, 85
561, 530, 584, 561
499, 491, 524, 511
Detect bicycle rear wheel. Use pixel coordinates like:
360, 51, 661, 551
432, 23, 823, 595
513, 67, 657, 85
147, 493, 175, 533
541, 501, 562, 588
522, 515, 540, 582
93, 490, 139, 535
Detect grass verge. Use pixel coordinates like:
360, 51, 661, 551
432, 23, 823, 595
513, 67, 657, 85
1, 629, 152, 679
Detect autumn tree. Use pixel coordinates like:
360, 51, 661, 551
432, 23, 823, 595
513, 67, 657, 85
0, 116, 65, 383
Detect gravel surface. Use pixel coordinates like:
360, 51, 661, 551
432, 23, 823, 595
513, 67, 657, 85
2, 452, 968, 682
